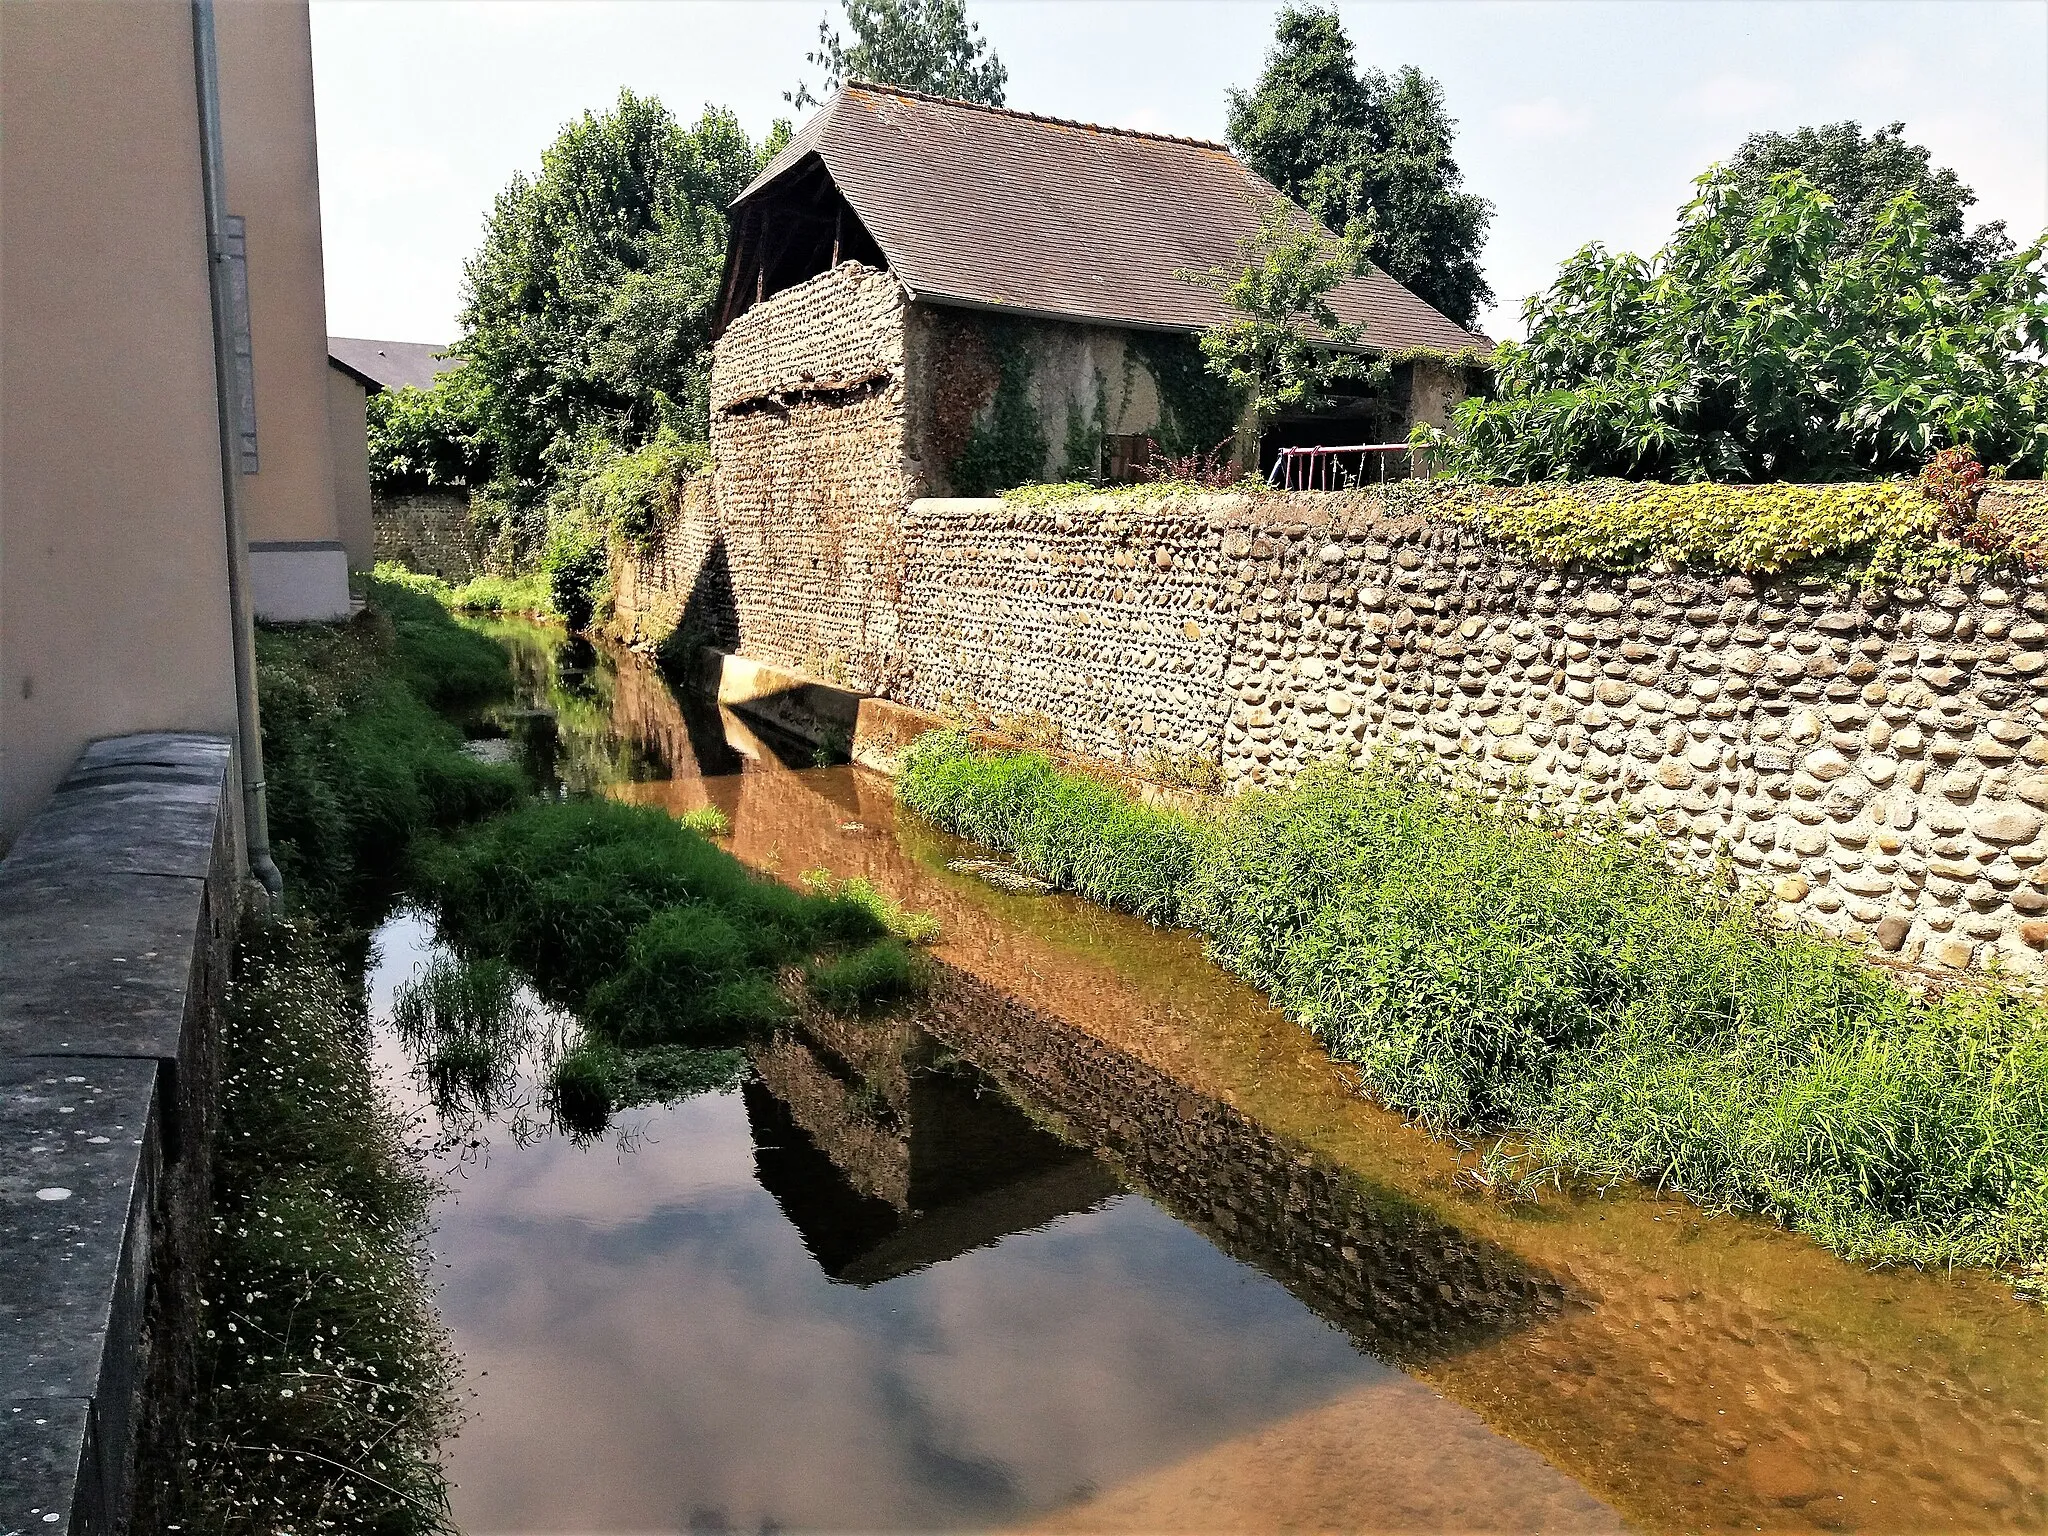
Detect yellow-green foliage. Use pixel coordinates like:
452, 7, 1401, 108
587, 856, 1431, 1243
1408, 477, 1953, 579
989, 476, 2001, 581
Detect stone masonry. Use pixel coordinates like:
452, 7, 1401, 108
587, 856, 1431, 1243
620, 483, 2048, 974
709, 263, 915, 692
372, 487, 485, 581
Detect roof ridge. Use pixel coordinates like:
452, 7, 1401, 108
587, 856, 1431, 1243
840, 81, 1229, 153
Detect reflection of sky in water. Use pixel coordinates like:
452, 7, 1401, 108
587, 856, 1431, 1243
370, 912, 1400, 1533
434, 1097, 1391, 1533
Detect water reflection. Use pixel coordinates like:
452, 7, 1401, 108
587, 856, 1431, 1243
381, 621, 2046, 1534
372, 915, 1610, 1532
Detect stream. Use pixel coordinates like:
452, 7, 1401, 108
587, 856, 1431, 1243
367, 621, 2047, 1535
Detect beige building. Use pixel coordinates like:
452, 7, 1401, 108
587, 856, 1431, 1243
327, 335, 460, 573
0, 0, 343, 847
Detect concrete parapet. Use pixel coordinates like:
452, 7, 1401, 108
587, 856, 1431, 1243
0, 733, 238, 1535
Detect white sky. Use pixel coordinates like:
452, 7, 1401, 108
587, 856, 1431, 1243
310, 0, 2048, 345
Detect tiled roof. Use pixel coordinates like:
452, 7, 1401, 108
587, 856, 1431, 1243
327, 337, 456, 393
738, 84, 1489, 355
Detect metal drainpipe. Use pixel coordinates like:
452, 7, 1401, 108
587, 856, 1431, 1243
191, 0, 284, 900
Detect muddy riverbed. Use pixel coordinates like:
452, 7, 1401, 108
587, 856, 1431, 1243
370, 624, 2047, 1534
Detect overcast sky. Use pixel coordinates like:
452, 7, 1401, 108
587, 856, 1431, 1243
310, 0, 2048, 345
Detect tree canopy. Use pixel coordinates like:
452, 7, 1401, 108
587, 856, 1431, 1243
1181, 200, 1383, 433
458, 90, 764, 495
1227, 4, 1492, 329
788, 0, 1007, 111
1427, 170, 2048, 483
1727, 122, 2012, 287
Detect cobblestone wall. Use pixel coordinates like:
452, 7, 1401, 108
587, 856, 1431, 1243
897, 488, 2048, 972
606, 470, 736, 651
371, 488, 483, 580
708, 263, 915, 690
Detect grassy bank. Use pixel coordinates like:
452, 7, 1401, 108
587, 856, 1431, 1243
899, 733, 2048, 1274
258, 575, 524, 915
413, 797, 930, 1110
174, 579, 536, 1532
182, 917, 459, 1533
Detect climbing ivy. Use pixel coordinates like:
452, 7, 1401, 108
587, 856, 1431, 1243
1061, 371, 1110, 482
1130, 331, 1245, 458
951, 318, 1048, 496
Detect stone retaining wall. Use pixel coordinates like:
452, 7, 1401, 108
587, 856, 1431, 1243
709, 265, 915, 692
0, 734, 240, 1532
372, 487, 484, 580
618, 484, 2048, 972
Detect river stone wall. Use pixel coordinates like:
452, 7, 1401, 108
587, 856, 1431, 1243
619, 483, 2048, 972
709, 263, 916, 692
606, 471, 737, 652
372, 487, 484, 581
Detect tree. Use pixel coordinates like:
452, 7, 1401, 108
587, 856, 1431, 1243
1425, 170, 2048, 483
1728, 122, 2012, 287
458, 91, 764, 495
1227, 5, 1492, 328
365, 366, 492, 492
788, 0, 1006, 111
1181, 199, 1385, 437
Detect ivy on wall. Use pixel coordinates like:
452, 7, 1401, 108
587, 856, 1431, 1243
989, 472, 2047, 582
1062, 371, 1110, 482
951, 317, 1049, 496
1130, 331, 1245, 458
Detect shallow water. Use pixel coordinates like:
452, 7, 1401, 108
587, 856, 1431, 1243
371, 624, 2048, 1534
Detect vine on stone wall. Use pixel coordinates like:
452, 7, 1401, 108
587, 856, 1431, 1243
1062, 371, 1110, 482
951, 318, 1049, 496
1130, 331, 1245, 459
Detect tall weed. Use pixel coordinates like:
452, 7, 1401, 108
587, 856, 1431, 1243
898, 732, 2048, 1270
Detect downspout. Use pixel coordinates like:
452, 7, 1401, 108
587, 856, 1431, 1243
191, 0, 284, 899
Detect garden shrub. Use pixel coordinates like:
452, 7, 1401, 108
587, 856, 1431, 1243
899, 731, 2048, 1271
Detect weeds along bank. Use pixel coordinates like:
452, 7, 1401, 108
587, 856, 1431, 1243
609, 475, 2048, 975
175, 581, 524, 1532
188, 580, 940, 1530
898, 732, 2048, 1282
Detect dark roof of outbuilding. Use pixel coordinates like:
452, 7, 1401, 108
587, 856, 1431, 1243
327, 337, 456, 393
737, 84, 1489, 355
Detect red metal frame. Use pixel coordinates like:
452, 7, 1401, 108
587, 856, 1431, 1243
1266, 443, 1427, 491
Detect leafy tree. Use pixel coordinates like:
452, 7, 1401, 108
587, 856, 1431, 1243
1728, 121, 2012, 286
1426, 170, 2048, 483
788, 0, 1007, 111
1227, 4, 1492, 328
365, 366, 492, 492
458, 91, 762, 495
1181, 199, 1386, 436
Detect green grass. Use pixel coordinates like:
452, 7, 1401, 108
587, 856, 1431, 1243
372, 561, 559, 621
899, 730, 2048, 1273
804, 939, 928, 1014
179, 918, 458, 1534
414, 797, 925, 1066
259, 576, 523, 913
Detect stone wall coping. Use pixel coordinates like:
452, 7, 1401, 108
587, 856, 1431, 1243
0, 733, 236, 1534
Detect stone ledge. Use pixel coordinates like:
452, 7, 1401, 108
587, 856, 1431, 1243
0, 734, 237, 1535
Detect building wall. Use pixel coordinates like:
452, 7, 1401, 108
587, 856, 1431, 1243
0, 0, 241, 844
708, 263, 916, 691
216, 0, 347, 619
327, 367, 375, 570
372, 488, 485, 580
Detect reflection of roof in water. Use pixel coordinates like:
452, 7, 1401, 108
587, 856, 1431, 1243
744, 1028, 1120, 1285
